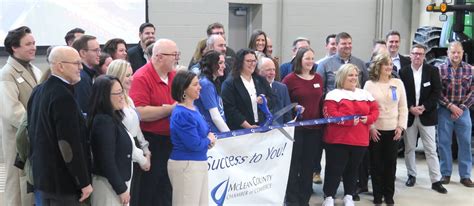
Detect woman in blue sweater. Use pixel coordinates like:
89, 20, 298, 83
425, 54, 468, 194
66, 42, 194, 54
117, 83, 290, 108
169, 70, 217, 206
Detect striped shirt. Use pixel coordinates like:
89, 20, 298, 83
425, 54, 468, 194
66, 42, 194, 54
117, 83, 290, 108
438, 60, 474, 109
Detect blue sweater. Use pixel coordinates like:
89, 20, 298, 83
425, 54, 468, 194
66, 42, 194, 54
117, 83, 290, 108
170, 105, 210, 161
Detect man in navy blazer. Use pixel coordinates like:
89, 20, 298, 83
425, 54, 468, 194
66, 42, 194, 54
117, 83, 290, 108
27, 46, 93, 205
399, 44, 447, 194
259, 57, 292, 124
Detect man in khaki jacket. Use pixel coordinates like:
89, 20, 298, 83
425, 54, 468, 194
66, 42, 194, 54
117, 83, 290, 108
0, 26, 41, 206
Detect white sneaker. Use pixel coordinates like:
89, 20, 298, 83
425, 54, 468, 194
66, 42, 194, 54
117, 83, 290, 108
322, 196, 334, 206
343, 195, 355, 206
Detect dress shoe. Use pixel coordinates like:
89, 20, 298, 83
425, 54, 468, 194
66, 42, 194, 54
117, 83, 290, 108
313, 172, 322, 184
460, 178, 474, 187
373, 197, 383, 205
385, 197, 395, 206
405, 175, 416, 187
352, 193, 360, 201
355, 187, 369, 194
441, 176, 450, 184
431, 181, 448, 194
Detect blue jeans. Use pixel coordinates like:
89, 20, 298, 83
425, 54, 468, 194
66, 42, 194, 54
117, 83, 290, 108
437, 107, 472, 178
35, 190, 42, 206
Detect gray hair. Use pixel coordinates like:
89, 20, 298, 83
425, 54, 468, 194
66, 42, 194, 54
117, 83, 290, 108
257, 57, 273, 71
206, 34, 221, 50
292, 37, 310, 50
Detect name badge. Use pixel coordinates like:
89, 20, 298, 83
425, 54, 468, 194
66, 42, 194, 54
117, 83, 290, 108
423, 82, 431, 87
390, 85, 397, 101
16, 77, 24, 84
313, 83, 320, 88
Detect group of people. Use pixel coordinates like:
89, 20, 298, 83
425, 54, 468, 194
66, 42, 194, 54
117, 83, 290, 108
0, 20, 472, 206
320, 33, 474, 206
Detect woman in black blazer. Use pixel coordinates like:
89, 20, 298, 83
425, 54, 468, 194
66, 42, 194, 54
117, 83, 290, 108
221, 49, 274, 130
88, 75, 132, 205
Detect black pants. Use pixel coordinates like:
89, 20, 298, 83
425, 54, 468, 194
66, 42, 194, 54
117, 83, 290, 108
357, 150, 370, 190
138, 132, 173, 206
129, 163, 143, 206
369, 130, 399, 201
130, 137, 145, 206
40, 191, 80, 206
285, 127, 322, 206
323, 144, 367, 198
313, 136, 324, 174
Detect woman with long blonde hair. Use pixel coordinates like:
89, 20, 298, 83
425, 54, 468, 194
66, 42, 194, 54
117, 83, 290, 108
107, 59, 151, 206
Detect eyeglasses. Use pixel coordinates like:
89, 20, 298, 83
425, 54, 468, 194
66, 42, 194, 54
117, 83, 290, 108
245, 59, 257, 64
160, 52, 181, 60
211, 32, 225, 35
60, 61, 82, 68
86, 48, 101, 54
111, 90, 125, 96
411, 52, 425, 56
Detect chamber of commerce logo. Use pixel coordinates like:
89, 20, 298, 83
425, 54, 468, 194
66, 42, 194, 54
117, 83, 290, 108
211, 177, 230, 206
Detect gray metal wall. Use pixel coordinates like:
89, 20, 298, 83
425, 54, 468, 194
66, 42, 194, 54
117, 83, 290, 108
0, 0, 417, 70
145, 0, 414, 65
0, 0, 448, 163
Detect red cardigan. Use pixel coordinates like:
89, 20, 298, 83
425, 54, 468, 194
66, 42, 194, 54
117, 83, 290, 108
323, 88, 379, 146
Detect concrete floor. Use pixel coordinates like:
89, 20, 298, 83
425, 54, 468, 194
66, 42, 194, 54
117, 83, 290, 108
309, 153, 474, 206
0, 155, 472, 205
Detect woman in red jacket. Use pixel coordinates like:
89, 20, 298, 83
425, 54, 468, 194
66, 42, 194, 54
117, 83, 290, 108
321, 64, 379, 206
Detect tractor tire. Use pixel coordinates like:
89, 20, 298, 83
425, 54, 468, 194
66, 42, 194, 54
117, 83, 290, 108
413, 26, 446, 66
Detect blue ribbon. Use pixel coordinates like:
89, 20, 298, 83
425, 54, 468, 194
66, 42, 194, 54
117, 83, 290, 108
257, 94, 273, 126
390, 85, 397, 101
295, 105, 303, 120
215, 115, 360, 139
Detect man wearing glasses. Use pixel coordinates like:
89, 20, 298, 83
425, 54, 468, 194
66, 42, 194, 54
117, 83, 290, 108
399, 44, 447, 194
206, 22, 236, 67
0, 25, 40, 206
129, 39, 179, 206
72, 35, 101, 113
27, 46, 93, 205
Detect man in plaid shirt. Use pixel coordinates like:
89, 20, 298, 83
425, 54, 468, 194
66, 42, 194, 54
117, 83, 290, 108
437, 41, 474, 188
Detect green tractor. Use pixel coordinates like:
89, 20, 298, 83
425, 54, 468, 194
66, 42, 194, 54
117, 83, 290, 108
413, 0, 473, 66
412, 0, 474, 157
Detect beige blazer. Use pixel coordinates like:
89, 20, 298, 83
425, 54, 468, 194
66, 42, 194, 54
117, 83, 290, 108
0, 56, 42, 138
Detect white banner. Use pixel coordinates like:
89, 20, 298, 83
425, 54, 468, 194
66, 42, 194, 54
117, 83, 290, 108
207, 127, 294, 206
